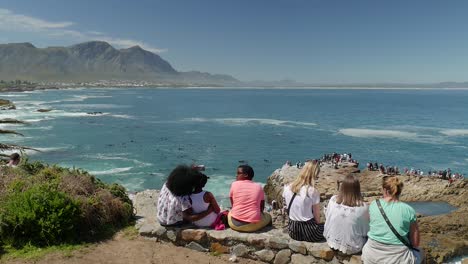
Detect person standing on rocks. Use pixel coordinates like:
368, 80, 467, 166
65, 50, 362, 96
361, 176, 422, 264
282, 160, 325, 242
228, 165, 272, 232
324, 174, 370, 254
157, 165, 215, 227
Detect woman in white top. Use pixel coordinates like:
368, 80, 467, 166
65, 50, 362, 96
324, 174, 369, 254
189, 173, 220, 227
283, 160, 325, 242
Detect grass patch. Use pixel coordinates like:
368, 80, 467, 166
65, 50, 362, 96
0, 243, 88, 261
120, 223, 139, 240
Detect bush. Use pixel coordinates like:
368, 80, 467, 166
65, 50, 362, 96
0, 184, 80, 247
0, 161, 134, 248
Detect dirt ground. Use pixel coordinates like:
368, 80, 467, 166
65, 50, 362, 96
0, 233, 261, 264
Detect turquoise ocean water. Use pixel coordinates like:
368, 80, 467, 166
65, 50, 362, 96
0, 88, 467, 205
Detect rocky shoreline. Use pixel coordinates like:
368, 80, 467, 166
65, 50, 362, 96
132, 162, 467, 263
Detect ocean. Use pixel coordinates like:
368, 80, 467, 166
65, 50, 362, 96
0, 88, 467, 205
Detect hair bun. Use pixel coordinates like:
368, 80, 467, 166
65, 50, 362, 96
383, 176, 404, 197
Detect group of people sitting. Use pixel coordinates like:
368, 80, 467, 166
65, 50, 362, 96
157, 164, 271, 232
156, 161, 422, 264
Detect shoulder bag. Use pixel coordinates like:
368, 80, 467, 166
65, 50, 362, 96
376, 199, 420, 252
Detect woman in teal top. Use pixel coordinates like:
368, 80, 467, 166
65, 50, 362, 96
362, 176, 423, 264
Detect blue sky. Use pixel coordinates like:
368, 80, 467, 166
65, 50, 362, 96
0, 0, 467, 83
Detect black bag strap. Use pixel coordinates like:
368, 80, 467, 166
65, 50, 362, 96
376, 199, 419, 252
287, 193, 297, 215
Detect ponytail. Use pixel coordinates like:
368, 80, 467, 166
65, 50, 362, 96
382, 176, 403, 198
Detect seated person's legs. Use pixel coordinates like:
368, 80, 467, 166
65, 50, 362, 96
228, 212, 271, 232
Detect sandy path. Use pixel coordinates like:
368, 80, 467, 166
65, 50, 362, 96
1, 233, 261, 264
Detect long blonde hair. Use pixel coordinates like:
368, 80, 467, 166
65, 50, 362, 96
290, 161, 320, 195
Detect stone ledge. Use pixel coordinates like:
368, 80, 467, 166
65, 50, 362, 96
137, 219, 361, 263
133, 189, 362, 263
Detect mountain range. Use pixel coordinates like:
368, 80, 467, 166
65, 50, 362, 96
1, 41, 467, 88
0, 41, 240, 86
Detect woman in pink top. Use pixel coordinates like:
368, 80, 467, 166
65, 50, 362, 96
228, 165, 271, 232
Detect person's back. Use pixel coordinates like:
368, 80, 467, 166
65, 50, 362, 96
189, 172, 220, 227
283, 161, 325, 242
362, 176, 422, 264
228, 165, 271, 232
367, 200, 415, 245
190, 191, 218, 227
324, 196, 369, 254
324, 175, 369, 254
229, 179, 263, 222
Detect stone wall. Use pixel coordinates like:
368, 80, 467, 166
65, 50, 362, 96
133, 190, 361, 264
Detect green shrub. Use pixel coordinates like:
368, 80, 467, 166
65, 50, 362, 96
0, 184, 80, 247
19, 160, 46, 175
0, 161, 134, 248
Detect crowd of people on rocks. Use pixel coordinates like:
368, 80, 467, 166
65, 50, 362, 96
367, 161, 465, 182
320, 152, 359, 166
282, 153, 360, 171
156, 161, 423, 264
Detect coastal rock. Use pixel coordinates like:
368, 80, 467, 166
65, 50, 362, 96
274, 249, 291, 264
289, 240, 307, 254
210, 242, 230, 254
231, 244, 249, 257
305, 242, 335, 261
186, 241, 208, 252
181, 229, 206, 242
291, 254, 319, 264
0, 99, 15, 110
341, 255, 362, 264
166, 230, 177, 242
268, 236, 289, 249
37, 108, 52, 112
247, 235, 268, 248
254, 249, 275, 262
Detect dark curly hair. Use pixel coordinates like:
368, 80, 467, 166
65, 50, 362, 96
166, 164, 203, 196
194, 173, 209, 190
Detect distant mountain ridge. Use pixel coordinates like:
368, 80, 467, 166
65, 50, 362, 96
0, 41, 240, 86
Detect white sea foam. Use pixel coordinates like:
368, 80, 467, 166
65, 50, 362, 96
0, 146, 68, 155
184, 130, 200, 134
182, 117, 317, 128
61, 104, 129, 109
339, 128, 418, 139
16, 126, 53, 131
440, 129, 468, 137
0, 94, 27, 97
108, 114, 134, 119
85, 153, 152, 167
339, 128, 456, 145
119, 178, 146, 191
89, 167, 133, 175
